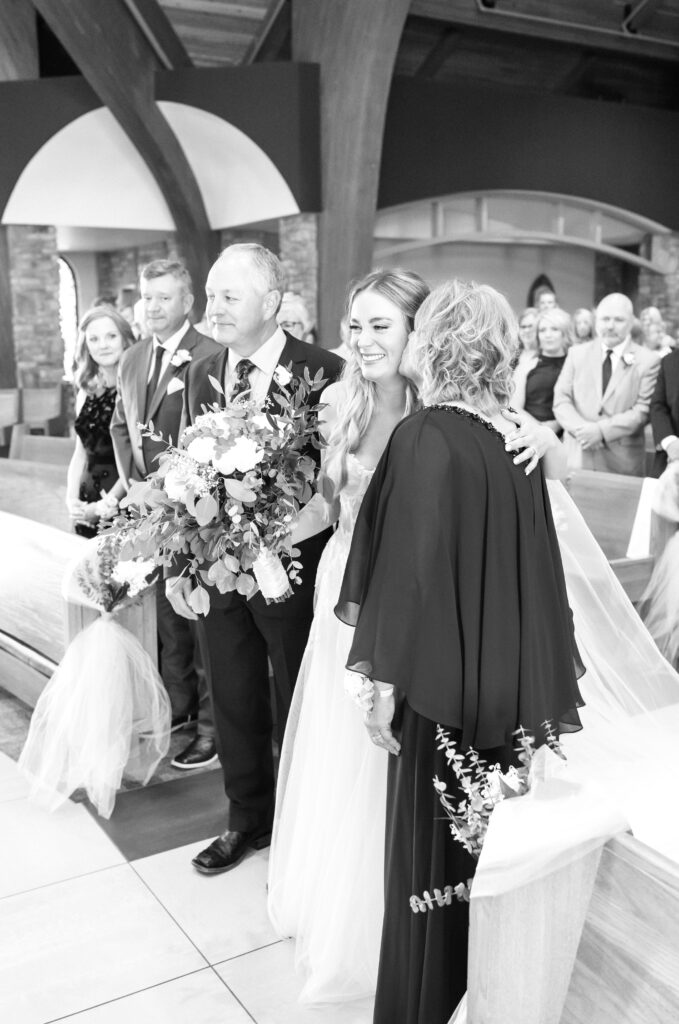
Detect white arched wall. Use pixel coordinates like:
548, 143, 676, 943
2, 103, 299, 231
375, 242, 596, 313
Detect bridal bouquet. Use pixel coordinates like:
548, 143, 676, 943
113, 367, 327, 614
410, 724, 564, 911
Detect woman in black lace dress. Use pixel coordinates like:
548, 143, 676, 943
66, 307, 135, 538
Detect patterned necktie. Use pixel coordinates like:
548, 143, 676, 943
602, 348, 613, 394
145, 344, 165, 417
230, 358, 255, 401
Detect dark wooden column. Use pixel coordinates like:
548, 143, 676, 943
30, 0, 214, 309
0, 0, 39, 386
292, 0, 411, 345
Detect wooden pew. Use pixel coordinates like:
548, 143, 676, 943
8, 426, 74, 465
562, 833, 679, 1023
566, 470, 657, 602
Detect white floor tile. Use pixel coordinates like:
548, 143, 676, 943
133, 841, 279, 964
0, 751, 28, 803
0, 864, 207, 1024
52, 968, 253, 1024
0, 797, 123, 898
215, 941, 374, 1024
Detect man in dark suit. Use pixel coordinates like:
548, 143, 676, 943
111, 259, 221, 768
650, 348, 679, 477
166, 243, 343, 873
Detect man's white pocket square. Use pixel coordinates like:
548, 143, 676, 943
166, 378, 185, 395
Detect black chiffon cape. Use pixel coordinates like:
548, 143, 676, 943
335, 407, 584, 749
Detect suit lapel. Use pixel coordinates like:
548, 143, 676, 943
135, 339, 152, 429
197, 346, 228, 411
146, 329, 199, 423
603, 342, 637, 404
266, 334, 308, 410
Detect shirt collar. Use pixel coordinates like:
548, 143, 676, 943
228, 326, 287, 375
601, 337, 630, 361
153, 319, 191, 354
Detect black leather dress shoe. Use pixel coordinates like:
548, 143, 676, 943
192, 829, 272, 875
171, 736, 218, 770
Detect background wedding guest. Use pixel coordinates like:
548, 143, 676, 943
573, 307, 595, 342
276, 291, 311, 342
535, 285, 558, 312
166, 243, 343, 876
553, 292, 661, 475
513, 307, 574, 432
110, 259, 221, 770
336, 279, 582, 1024
515, 306, 538, 375
650, 346, 679, 477
66, 307, 134, 538
641, 306, 674, 353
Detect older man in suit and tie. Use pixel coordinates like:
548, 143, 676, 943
553, 292, 661, 476
111, 258, 221, 768
650, 347, 679, 478
166, 243, 343, 874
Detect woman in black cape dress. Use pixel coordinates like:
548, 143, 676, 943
335, 286, 583, 1024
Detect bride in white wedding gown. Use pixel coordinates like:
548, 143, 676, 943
267, 270, 565, 1003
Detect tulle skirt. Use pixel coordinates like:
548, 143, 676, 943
268, 531, 388, 1003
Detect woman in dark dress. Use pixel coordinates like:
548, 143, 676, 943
513, 307, 574, 433
336, 280, 584, 1024
66, 307, 135, 538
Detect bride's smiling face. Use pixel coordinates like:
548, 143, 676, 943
349, 290, 410, 384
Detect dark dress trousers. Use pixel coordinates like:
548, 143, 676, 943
650, 349, 679, 477
110, 326, 222, 732
179, 333, 344, 833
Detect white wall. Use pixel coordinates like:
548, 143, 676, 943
374, 242, 596, 314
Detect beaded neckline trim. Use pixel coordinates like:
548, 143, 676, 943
429, 403, 511, 446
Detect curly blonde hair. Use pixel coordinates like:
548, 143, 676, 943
413, 280, 519, 413
325, 269, 429, 489
73, 306, 135, 393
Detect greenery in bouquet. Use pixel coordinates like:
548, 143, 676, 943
409, 723, 564, 912
111, 366, 328, 614
75, 533, 155, 614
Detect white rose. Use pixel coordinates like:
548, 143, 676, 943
164, 467, 189, 501
273, 365, 293, 387
213, 435, 264, 475
170, 350, 192, 367
187, 437, 217, 465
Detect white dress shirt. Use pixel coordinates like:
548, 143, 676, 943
601, 337, 631, 380
147, 320, 191, 383
226, 326, 287, 406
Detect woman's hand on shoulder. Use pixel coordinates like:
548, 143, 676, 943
502, 408, 567, 479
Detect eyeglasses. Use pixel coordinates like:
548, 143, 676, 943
280, 321, 304, 334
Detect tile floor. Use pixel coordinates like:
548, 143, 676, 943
0, 752, 374, 1024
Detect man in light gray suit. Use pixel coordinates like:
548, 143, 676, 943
553, 293, 661, 476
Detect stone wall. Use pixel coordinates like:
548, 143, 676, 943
638, 233, 679, 335
95, 238, 180, 304
8, 224, 62, 386
279, 214, 319, 340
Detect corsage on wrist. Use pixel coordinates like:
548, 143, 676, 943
344, 671, 394, 716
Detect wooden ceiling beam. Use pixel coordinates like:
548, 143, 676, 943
0, 0, 38, 80
242, 0, 290, 63
409, 0, 679, 63
122, 0, 193, 68
416, 27, 460, 78
28, 0, 213, 306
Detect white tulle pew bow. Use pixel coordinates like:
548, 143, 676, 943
18, 536, 170, 818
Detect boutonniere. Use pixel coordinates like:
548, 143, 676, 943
166, 377, 185, 395
170, 350, 192, 368
622, 352, 636, 367
273, 365, 293, 388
